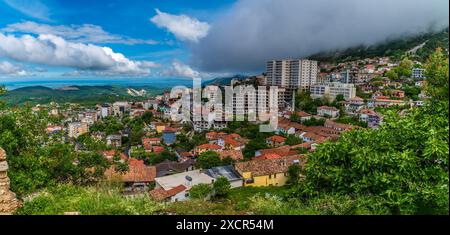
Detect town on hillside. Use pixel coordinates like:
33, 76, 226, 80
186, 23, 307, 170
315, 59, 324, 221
31, 52, 433, 203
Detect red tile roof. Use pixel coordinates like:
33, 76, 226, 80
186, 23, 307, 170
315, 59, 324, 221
149, 184, 187, 201
195, 143, 222, 150
266, 135, 286, 143
104, 158, 156, 183
102, 150, 127, 161
318, 106, 339, 111
219, 150, 244, 161
152, 146, 165, 154
235, 155, 303, 177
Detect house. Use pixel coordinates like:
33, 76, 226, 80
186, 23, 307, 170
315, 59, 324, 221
317, 106, 340, 118
104, 158, 156, 193
276, 118, 296, 135
155, 159, 196, 177
150, 122, 166, 133
324, 120, 356, 133
149, 170, 215, 202
266, 135, 286, 147
300, 131, 326, 143
106, 135, 122, 148
255, 145, 299, 158
46, 124, 63, 134
206, 131, 227, 144
152, 146, 165, 154
235, 155, 303, 187
203, 165, 243, 188
415, 80, 425, 87
175, 148, 195, 162
295, 111, 313, 121
359, 109, 383, 128
102, 150, 127, 162
390, 90, 405, 98
143, 137, 161, 146
194, 144, 223, 155
217, 134, 247, 150
367, 98, 406, 108
344, 96, 365, 114
219, 150, 244, 161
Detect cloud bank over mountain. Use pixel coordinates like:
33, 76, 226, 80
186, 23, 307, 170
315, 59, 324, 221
190, 0, 449, 73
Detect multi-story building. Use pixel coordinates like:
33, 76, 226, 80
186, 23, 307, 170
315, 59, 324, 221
266, 59, 318, 90
68, 122, 88, 138
99, 104, 111, 118
81, 111, 98, 125
412, 68, 425, 79
190, 86, 286, 131
310, 82, 356, 101
113, 102, 131, 117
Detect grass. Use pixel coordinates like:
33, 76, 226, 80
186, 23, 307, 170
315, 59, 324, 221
16, 184, 166, 215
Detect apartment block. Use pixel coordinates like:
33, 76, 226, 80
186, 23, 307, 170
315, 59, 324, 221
310, 82, 356, 101
266, 59, 318, 90
68, 122, 89, 138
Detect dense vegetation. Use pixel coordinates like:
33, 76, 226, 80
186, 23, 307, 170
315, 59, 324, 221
0, 85, 165, 106
285, 49, 449, 215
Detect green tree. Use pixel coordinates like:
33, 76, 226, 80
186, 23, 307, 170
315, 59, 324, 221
189, 184, 212, 200
385, 70, 399, 80
294, 50, 449, 214
213, 176, 231, 198
196, 151, 222, 169
285, 135, 303, 146
243, 137, 268, 160
287, 164, 302, 185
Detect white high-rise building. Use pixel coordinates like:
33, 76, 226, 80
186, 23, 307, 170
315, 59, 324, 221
310, 82, 356, 101
266, 59, 318, 90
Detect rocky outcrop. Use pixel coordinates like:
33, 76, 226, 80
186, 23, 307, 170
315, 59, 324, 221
0, 148, 20, 214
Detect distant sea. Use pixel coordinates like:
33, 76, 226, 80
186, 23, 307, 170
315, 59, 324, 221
0, 78, 195, 90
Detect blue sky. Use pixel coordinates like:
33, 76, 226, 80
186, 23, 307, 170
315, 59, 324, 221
0, 0, 448, 81
0, 0, 237, 80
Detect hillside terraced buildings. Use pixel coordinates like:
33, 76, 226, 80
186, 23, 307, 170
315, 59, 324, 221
266, 59, 318, 91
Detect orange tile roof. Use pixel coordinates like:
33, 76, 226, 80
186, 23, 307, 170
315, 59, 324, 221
195, 143, 222, 150
104, 158, 156, 183
318, 106, 339, 111
149, 185, 187, 201
219, 150, 244, 161
235, 155, 303, 177
152, 146, 165, 153
102, 150, 127, 161
253, 153, 281, 161
266, 135, 286, 143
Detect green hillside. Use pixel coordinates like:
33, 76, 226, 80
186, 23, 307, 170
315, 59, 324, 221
309, 28, 449, 63
0, 85, 165, 106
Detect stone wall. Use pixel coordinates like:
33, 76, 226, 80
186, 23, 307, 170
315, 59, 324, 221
0, 148, 20, 215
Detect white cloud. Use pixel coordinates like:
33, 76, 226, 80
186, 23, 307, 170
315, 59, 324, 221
2, 21, 158, 45
150, 9, 210, 43
4, 0, 51, 21
162, 60, 230, 79
191, 0, 449, 72
0, 33, 159, 76
0, 61, 29, 76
